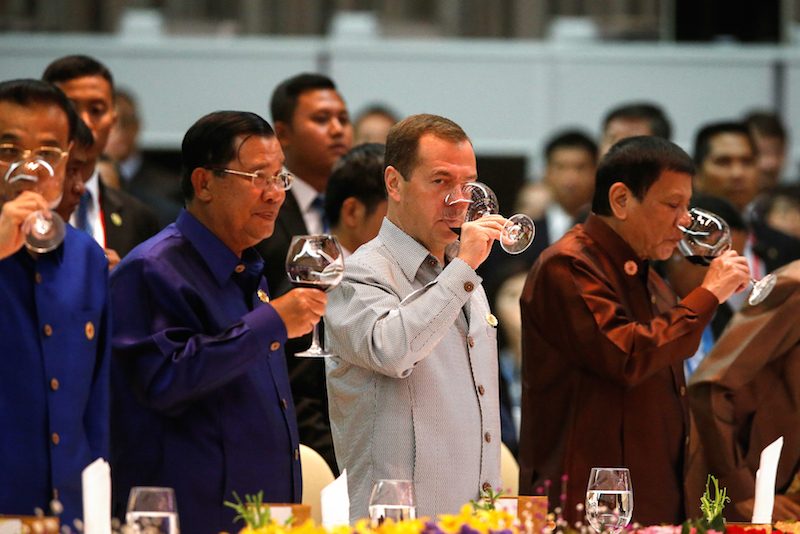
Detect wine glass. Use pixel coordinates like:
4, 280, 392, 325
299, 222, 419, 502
368, 479, 416, 527
3, 158, 66, 253
125, 486, 180, 534
678, 207, 776, 306
444, 181, 535, 254
285, 234, 345, 357
585, 468, 633, 534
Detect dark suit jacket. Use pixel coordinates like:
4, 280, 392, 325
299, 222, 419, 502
254, 191, 338, 474
100, 180, 161, 258
689, 261, 800, 520
519, 215, 718, 525
123, 158, 183, 229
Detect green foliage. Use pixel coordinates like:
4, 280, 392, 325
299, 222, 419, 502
470, 486, 505, 511
224, 491, 273, 528
681, 475, 729, 534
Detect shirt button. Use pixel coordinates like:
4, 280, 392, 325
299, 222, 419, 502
680, 385, 686, 396
270, 341, 281, 351
280, 398, 288, 410
427, 258, 437, 267
85, 321, 95, 341
43, 324, 53, 337
478, 385, 485, 396
234, 264, 245, 274
484, 432, 491, 443
35, 272, 42, 284
467, 336, 475, 348
482, 482, 492, 492
464, 281, 474, 292
51, 433, 60, 445
50, 378, 60, 391
685, 436, 690, 447
651, 295, 657, 304
294, 448, 300, 461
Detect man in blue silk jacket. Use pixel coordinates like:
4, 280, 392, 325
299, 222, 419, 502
109, 110, 328, 534
0, 79, 110, 528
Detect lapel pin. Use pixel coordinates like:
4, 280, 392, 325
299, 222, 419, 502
486, 313, 498, 327
624, 260, 638, 276
257, 289, 269, 303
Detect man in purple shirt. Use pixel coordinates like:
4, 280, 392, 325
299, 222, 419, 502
109, 110, 327, 534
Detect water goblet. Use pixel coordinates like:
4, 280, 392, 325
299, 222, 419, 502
444, 181, 535, 254
125, 486, 180, 534
368, 479, 416, 527
285, 234, 345, 357
585, 467, 633, 534
678, 207, 776, 306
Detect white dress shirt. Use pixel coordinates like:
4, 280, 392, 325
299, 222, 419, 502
290, 176, 325, 235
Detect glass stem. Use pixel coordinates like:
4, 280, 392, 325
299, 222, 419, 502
309, 320, 323, 351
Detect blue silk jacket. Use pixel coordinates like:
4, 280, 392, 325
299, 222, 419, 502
109, 210, 301, 534
0, 226, 110, 527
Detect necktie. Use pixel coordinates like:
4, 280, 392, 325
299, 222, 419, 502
76, 190, 93, 236
311, 194, 329, 233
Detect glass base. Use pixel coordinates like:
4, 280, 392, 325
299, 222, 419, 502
748, 273, 777, 306
25, 212, 65, 253
295, 347, 333, 358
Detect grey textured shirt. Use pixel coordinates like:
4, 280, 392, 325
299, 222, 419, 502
325, 218, 501, 521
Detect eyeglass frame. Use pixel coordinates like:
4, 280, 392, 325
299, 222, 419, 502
205, 166, 294, 191
0, 143, 69, 167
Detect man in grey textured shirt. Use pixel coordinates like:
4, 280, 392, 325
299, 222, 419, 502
325, 113, 505, 521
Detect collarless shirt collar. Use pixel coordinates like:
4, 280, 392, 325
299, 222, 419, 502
175, 210, 264, 287
583, 213, 649, 282
379, 218, 455, 282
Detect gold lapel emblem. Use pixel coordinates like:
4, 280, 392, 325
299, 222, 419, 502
110, 212, 123, 227
624, 260, 638, 276
85, 321, 95, 340
257, 289, 269, 303
486, 313, 498, 328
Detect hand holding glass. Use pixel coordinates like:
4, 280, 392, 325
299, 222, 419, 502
126, 486, 179, 534
368, 479, 416, 527
678, 207, 776, 305
3, 157, 65, 253
285, 234, 344, 357
444, 181, 535, 254
585, 467, 633, 534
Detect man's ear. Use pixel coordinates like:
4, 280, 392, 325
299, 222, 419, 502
340, 197, 364, 228
190, 167, 213, 202
385, 166, 402, 202
608, 182, 630, 220
274, 121, 291, 147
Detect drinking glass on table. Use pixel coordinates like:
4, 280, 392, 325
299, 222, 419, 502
285, 234, 345, 357
585, 467, 633, 534
126, 486, 180, 534
368, 479, 416, 527
678, 207, 776, 306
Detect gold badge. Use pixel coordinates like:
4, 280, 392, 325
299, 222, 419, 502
257, 289, 269, 303
624, 260, 638, 276
85, 321, 95, 340
486, 313, 498, 327
110, 212, 123, 227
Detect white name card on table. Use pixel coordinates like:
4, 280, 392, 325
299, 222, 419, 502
0, 519, 22, 534
82, 457, 112, 534
752, 436, 784, 524
321, 469, 349, 528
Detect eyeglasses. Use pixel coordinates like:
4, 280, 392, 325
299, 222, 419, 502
0, 144, 68, 166
207, 167, 294, 191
